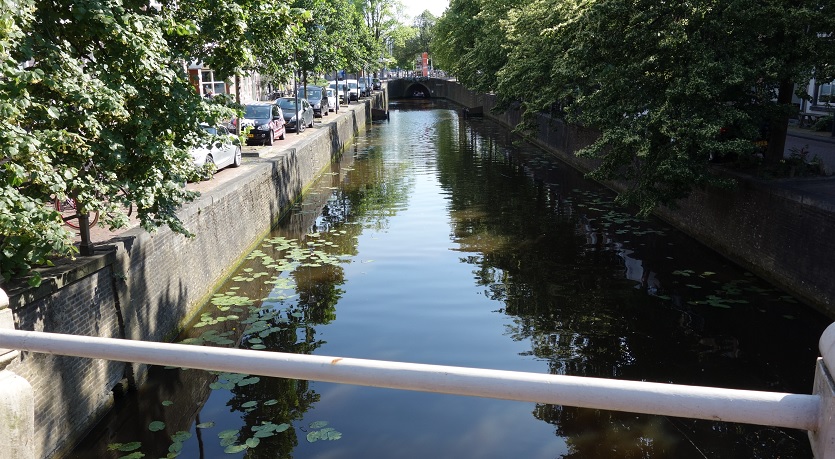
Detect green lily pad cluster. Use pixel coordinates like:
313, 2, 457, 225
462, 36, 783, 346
209, 372, 260, 390
306, 421, 343, 442
112, 230, 351, 457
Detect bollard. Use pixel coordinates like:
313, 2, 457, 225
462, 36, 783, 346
811, 322, 835, 458
0, 289, 34, 459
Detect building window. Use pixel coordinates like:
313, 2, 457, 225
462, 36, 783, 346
200, 70, 226, 97
817, 80, 835, 105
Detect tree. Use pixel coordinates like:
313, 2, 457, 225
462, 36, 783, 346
432, 0, 523, 92
388, 9, 437, 72
0, 0, 304, 285
470, 0, 835, 213
412, 10, 437, 53
389, 23, 418, 70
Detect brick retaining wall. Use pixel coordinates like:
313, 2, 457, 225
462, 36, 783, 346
1, 102, 368, 458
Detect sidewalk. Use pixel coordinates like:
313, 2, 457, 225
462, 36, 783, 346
78, 101, 366, 246
785, 125, 835, 173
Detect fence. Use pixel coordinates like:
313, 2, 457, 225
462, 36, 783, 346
1, 303, 835, 457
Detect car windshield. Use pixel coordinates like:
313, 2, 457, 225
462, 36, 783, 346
304, 88, 322, 99
200, 126, 218, 135
348, 82, 358, 89
276, 99, 297, 111
244, 105, 272, 119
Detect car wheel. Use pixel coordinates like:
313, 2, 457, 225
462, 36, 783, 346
232, 146, 242, 167
308, 116, 314, 128
267, 129, 274, 146
204, 155, 215, 176
299, 122, 305, 133
279, 130, 285, 140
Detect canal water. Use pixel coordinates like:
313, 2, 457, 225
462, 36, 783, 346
70, 99, 831, 458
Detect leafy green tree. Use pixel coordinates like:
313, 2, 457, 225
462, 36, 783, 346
160, 0, 304, 90
291, 0, 358, 88
411, 10, 436, 53
352, 0, 401, 74
389, 9, 437, 72
0, 0, 316, 285
433, 0, 522, 92
1, 0, 223, 285
389, 23, 418, 70
492, 0, 835, 213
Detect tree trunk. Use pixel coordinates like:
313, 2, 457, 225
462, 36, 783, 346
764, 79, 794, 165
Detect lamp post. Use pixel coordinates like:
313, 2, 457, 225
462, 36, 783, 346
294, 54, 300, 136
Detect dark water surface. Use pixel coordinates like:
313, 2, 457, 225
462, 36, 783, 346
70, 100, 831, 458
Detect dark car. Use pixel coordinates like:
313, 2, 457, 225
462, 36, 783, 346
300, 86, 328, 118
276, 97, 315, 132
372, 78, 381, 90
240, 103, 285, 146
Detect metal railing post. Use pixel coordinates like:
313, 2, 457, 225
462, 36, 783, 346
811, 323, 835, 458
0, 289, 34, 459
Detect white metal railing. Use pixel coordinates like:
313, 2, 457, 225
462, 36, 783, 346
0, 328, 823, 429
2, 323, 835, 457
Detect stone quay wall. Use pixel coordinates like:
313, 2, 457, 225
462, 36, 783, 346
0, 101, 369, 459
427, 77, 835, 317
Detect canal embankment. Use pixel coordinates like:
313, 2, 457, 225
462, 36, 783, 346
408, 77, 835, 318
0, 96, 376, 459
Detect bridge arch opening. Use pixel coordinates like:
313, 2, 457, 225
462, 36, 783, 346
404, 83, 431, 98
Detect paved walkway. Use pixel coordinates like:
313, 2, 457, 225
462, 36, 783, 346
779, 126, 835, 209
786, 126, 835, 170
80, 101, 366, 246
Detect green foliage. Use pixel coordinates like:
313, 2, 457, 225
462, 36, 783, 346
433, 0, 835, 214
1, 0, 213, 284
812, 115, 833, 132
433, 0, 524, 92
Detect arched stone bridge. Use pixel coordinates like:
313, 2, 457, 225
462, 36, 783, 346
385, 78, 434, 99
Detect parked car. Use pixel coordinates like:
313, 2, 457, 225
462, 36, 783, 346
358, 80, 369, 97
346, 79, 359, 101
325, 87, 337, 112
329, 81, 349, 104
190, 124, 241, 173
276, 97, 315, 132
372, 78, 381, 90
300, 85, 328, 117
240, 102, 286, 146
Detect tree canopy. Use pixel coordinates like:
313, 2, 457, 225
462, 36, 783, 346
433, 0, 835, 213
0, 0, 396, 285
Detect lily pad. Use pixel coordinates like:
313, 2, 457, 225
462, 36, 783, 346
224, 444, 248, 453
108, 442, 142, 452
148, 421, 165, 432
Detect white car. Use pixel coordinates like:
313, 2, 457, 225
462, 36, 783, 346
345, 79, 359, 101
325, 88, 337, 112
190, 124, 242, 173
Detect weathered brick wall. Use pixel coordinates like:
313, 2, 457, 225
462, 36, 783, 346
431, 77, 835, 315
3, 103, 368, 458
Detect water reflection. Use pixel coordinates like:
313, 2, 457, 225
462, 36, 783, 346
69, 100, 829, 458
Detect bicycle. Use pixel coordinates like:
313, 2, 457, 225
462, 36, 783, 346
53, 196, 99, 229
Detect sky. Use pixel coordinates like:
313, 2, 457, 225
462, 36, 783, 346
402, 0, 449, 22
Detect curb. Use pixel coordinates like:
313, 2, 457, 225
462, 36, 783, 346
787, 130, 835, 145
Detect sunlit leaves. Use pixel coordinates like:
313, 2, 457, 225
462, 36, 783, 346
0, 0, 221, 282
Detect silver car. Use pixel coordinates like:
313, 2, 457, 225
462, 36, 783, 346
276, 97, 315, 132
190, 124, 242, 173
